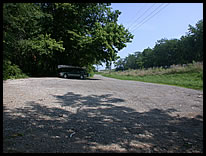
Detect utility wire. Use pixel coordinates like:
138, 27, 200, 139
128, 3, 156, 30
131, 3, 170, 33
130, 3, 165, 32
124, 3, 146, 27
125, 3, 146, 28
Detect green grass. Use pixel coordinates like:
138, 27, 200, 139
98, 62, 203, 90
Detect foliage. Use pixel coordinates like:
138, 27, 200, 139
99, 62, 203, 90
38, 3, 133, 69
3, 3, 133, 79
115, 19, 203, 70
3, 60, 28, 80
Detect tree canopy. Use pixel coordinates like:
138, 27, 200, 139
115, 19, 203, 71
3, 3, 133, 78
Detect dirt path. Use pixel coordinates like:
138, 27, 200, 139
3, 75, 203, 153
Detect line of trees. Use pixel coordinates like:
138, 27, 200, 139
3, 3, 133, 79
115, 19, 203, 71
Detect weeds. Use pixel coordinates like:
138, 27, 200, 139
98, 62, 203, 90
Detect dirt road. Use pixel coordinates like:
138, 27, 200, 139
3, 75, 203, 153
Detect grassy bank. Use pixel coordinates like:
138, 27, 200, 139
98, 62, 203, 90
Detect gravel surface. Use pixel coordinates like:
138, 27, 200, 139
3, 75, 203, 153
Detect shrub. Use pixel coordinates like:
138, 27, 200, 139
86, 65, 95, 77
111, 62, 203, 77
3, 60, 28, 80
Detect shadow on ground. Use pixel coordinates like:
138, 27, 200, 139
3, 92, 203, 153
59, 77, 101, 80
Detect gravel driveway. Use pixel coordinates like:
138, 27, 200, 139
3, 75, 203, 153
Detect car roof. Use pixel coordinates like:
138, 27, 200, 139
58, 65, 86, 69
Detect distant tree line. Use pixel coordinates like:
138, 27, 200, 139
3, 3, 133, 79
115, 19, 203, 71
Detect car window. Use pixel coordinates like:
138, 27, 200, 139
58, 67, 86, 74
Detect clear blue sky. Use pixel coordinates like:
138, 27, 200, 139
97, 3, 203, 70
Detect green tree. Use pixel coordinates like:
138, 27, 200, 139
114, 58, 125, 71
141, 47, 155, 68
124, 54, 138, 69
3, 3, 133, 78
3, 3, 65, 77
152, 38, 180, 67
115, 19, 203, 72
39, 3, 133, 68
178, 19, 203, 63
3, 3, 44, 77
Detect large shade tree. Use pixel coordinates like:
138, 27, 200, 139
3, 3, 134, 78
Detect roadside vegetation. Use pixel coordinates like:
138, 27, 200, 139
98, 61, 203, 90
3, 60, 29, 80
3, 3, 202, 83
113, 19, 203, 72
3, 3, 133, 80
97, 19, 203, 91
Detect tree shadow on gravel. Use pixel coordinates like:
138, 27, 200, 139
3, 92, 203, 153
58, 77, 101, 81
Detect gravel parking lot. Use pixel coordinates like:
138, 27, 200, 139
3, 75, 203, 153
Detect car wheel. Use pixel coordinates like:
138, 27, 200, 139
63, 74, 68, 78
80, 75, 84, 79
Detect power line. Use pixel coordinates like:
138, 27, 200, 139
129, 3, 165, 32
125, 3, 147, 28
133, 3, 170, 32
131, 3, 170, 33
128, 3, 156, 30
130, 3, 165, 32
